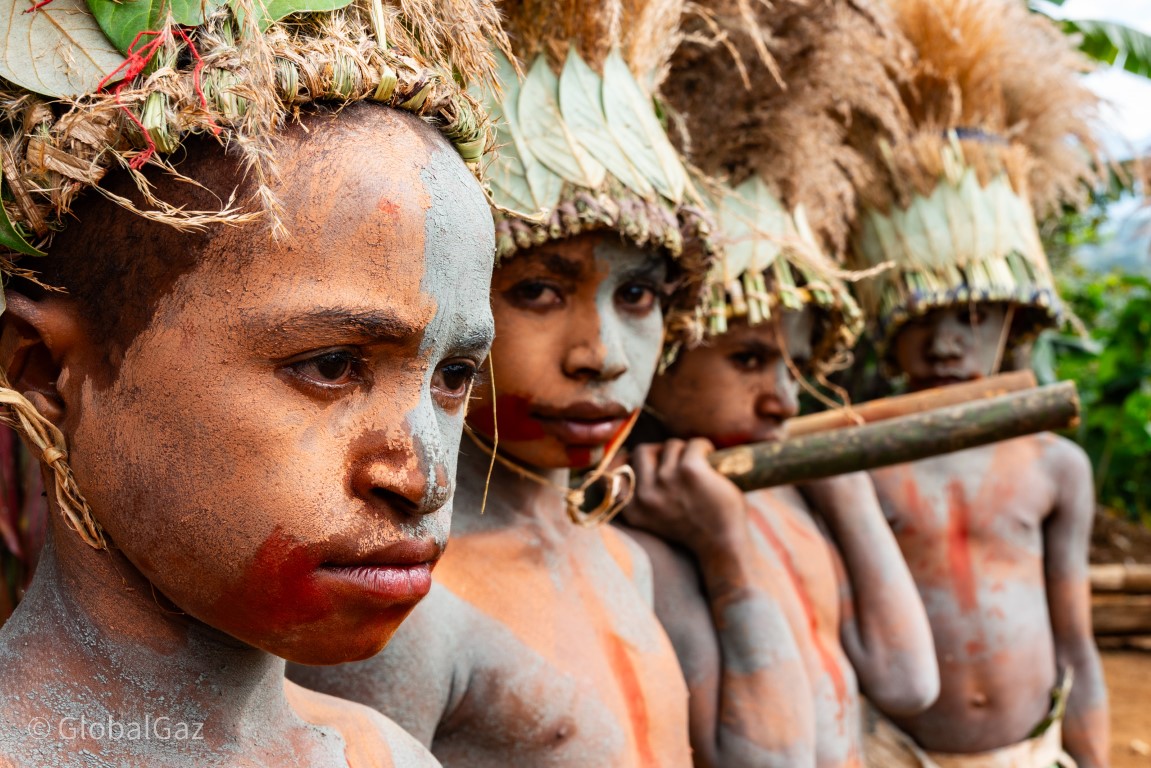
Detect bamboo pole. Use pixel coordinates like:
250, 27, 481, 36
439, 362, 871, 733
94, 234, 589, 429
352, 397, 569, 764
1091, 564, 1151, 595
710, 382, 1080, 492
787, 371, 1038, 438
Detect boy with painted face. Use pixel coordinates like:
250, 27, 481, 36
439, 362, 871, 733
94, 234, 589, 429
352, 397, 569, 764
289, 0, 710, 764
848, 1, 1108, 766
0, 2, 505, 765
618, 2, 940, 766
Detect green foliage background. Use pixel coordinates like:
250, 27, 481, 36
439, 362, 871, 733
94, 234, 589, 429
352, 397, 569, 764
1040, 267, 1151, 523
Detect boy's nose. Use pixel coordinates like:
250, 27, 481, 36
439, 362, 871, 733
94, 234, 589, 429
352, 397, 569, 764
351, 425, 451, 518
755, 360, 799, 421
927, 328, 966, 360
563, 319, 628, 382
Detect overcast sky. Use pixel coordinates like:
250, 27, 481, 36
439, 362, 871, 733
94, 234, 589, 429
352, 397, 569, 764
1040, 0, 1151, 158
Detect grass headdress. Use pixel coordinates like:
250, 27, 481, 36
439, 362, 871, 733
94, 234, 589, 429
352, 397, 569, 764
848, 0, 1100, 355
662, 0, 909, 374
482, 0, 712, 346
0, 0, 508, 548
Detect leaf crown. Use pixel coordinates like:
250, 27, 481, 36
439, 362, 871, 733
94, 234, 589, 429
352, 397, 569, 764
0, 0, 509, 261
846, 0, 1101, 354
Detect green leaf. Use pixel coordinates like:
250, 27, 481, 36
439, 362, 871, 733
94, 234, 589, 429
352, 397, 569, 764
88, 0, 225, 55
1063, 18, 1151, 79
0, 0, 126, 97
231, 0, 353, 33
601, 49, 687, 203
715, 176, 789, 279
483, 51, 560, 216
0, 175, 45, 260
558, 48, 653, 200
518, 57, 605, 190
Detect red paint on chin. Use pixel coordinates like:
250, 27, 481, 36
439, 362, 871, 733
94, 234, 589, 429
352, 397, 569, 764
750, 514, 849, 716
217, 527, 334, 638
469, 393, 547, 442
566, 447, 594, 467
946, 480, 978, 614
605, 633, 657, 768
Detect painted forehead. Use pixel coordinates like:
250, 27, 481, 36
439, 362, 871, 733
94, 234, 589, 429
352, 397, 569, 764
500, 233, 665, 277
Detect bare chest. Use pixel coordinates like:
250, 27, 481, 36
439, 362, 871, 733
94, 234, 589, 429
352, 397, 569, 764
433, 530, 690, 767
872, 442, 1052, 587
746, 488, 843, 637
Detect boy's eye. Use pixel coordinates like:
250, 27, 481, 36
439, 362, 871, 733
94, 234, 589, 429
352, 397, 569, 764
507, 281, 563, 309
615, 281, 657, 312
433, 360, 479, 399
289, 349, 362, 386
730, 351, 765, 371
959, 308, 986, 326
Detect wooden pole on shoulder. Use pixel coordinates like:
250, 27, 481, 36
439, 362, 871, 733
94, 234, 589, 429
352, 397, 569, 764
710, 381, 1080, 492
787, 371, 1037, 438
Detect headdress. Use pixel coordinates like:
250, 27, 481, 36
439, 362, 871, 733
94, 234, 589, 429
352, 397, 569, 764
481, 0, 712, 346
847, 0, 1100, 355
0, 0, 508, 549
662, 0, 909, 373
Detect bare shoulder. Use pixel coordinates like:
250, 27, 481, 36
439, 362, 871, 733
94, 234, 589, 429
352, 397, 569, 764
285, 680, 441, 767
615, 525, 698, 597
1033, 432, 1091, 477
600, 523, 658, 601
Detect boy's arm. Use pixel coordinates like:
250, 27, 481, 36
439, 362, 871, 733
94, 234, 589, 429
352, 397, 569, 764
624, 439, 815, 768
1044, 439, 1109, 768
800, 472, 939, 716
286, 585, 465, 747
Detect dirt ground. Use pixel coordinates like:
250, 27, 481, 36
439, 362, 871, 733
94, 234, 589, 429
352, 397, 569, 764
1103, 649, 1151, 768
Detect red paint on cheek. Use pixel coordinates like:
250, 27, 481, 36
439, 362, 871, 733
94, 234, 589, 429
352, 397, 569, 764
750, 514, 848, 716
946, 480, 978, 614
712, 433, 757, 450
215, 527, 332, 638
469, 393, 547, 442
605, 633, 657, 768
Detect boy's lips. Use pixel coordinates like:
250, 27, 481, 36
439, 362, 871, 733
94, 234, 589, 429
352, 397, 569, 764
531, 402, 631, 446
319, 539, 441, 604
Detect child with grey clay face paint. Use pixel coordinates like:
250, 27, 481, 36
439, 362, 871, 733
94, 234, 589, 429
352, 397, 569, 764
848, 2, 1108, 766
287, 0, 714, 764
0, 2, 507, 765
613, 3, 938, 766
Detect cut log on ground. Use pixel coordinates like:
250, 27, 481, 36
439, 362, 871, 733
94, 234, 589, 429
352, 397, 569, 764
710, 382, 1080, 492
1091, 564, 1151, 594
788, 371, 1038, 438
1093, 594, 1151, 636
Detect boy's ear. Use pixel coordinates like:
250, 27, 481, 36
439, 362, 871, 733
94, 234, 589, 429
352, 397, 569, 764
0, 292, 85, 426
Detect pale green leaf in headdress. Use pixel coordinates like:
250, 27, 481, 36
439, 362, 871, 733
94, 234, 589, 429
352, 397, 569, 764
558, 49, 653, 200
230, 0, 353, 34
601, 49, 686, 203
88, 0, 227, 54
518, 57, 605, 189
0, 0, 125, 97
716, 177, 788, 282
485, 50, 561, 216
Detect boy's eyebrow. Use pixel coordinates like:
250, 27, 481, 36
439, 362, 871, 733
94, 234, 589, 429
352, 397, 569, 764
447, 321, 497, 356
621, 255, 667, 281
540, 253, 585, 280
245, 307, 426, 346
